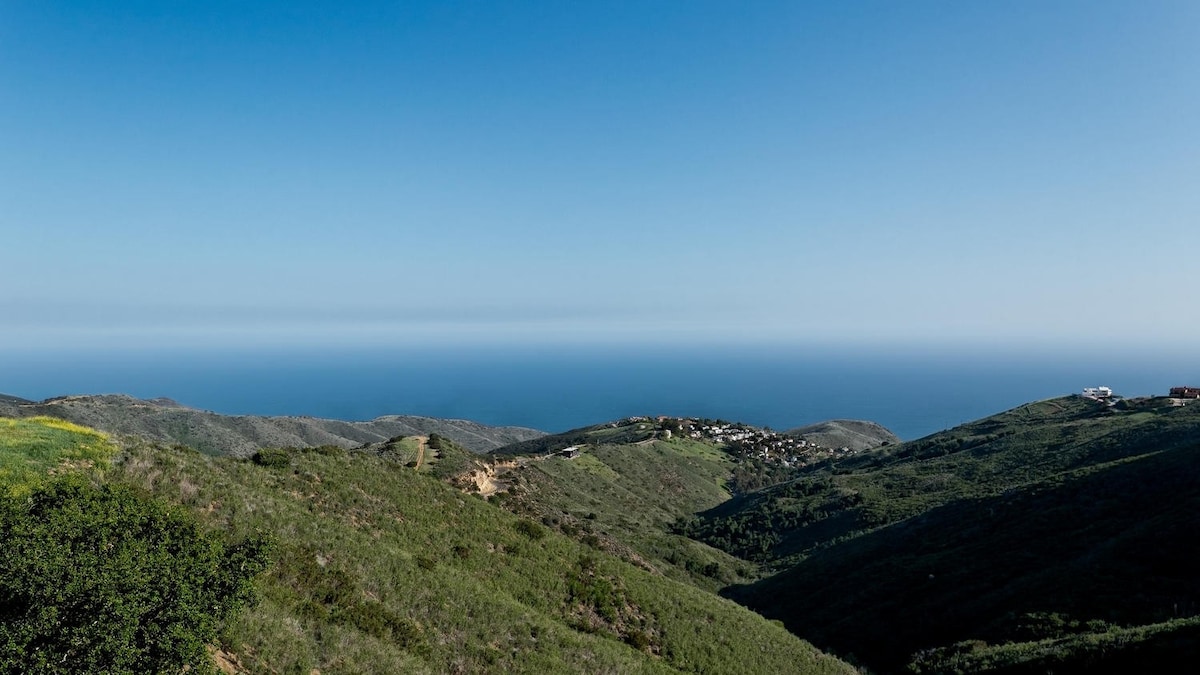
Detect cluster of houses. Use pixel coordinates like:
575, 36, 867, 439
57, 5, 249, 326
596, 416, 850, 467
661, 417, 853, 468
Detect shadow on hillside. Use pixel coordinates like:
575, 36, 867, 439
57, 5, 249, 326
723, 441, 1200, 672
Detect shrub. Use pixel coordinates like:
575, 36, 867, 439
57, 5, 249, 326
626, 630, 652, 651
514, 519, 546, 540
0, 477, 270, 673
336, 601, 429, 654
252, 447, 292, 468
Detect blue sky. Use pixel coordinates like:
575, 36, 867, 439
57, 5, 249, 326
4, 1, 1198, 351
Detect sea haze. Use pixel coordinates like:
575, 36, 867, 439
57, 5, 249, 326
4, 345, 1198, 441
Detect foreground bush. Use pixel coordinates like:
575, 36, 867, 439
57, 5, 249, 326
0, 478, 270, 673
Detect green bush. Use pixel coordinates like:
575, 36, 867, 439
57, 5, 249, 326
336, 602, 429, 654
626, 629, 653, 651
515, 519, 547, 540
0, 477, 270, 673
252, 447, 292, 468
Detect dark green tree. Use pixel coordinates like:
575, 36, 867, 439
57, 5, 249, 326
0, 477, 270, 674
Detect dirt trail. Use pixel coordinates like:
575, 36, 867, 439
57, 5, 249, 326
413, 436, 428, 470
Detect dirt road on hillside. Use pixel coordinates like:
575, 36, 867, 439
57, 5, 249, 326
413, 436, 428, 470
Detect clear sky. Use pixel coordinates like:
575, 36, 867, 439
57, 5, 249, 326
3, 1, 1198, 351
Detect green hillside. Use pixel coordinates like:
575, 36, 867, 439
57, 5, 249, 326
478, 402, 1200, 672
0, 416, 851, 674
737, 431, 1200, 670
9, 392, 1200, 673
489, 418, 665, 456
478, 415, 849, 591
0, 416, 117, 494
682, 396, 1200, 567
493, 436, 757, 591
707, 396, 1200, 671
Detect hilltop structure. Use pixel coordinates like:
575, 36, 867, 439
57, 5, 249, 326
1082, 386, 1114, 400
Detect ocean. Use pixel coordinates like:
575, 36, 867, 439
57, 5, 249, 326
4, 344, 1198, 441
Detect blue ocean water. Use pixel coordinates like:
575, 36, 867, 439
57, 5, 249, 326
3, 345, 1198, 440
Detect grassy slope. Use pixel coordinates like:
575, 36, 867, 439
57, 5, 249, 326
107, 439, 851, 674
714, 397, 1200, 671
907, 616, 1200, 674
527, 440, 730, 529
20, 392, 1200, 672
784, 419, 900, 452
736, 438, 1200, 670
0, 416, 117, 494
490, 420, 662, 456
688, 397, 1200, 566
505, 438, 758, 590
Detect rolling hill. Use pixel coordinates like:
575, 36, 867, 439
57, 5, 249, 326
486, 434, 753, 592
701, 395, 1200, 671
6, 389, 1200, 672
0, 393, 544, 456
785, 419, 900, 451
478, 415, 894, 590
0, 415, 852, 674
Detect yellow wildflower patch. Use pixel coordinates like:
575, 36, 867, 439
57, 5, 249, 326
0, 417, 118, 495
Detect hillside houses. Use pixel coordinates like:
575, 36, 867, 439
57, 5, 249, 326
590, 416, 864, 469
658, 417, 855, 468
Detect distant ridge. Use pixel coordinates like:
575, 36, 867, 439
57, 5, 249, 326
785, 419, 899, 450
0, 393, 545, 456
0, 393, 33, 406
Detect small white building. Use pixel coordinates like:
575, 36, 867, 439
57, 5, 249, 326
1082, 386, 1113, 399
